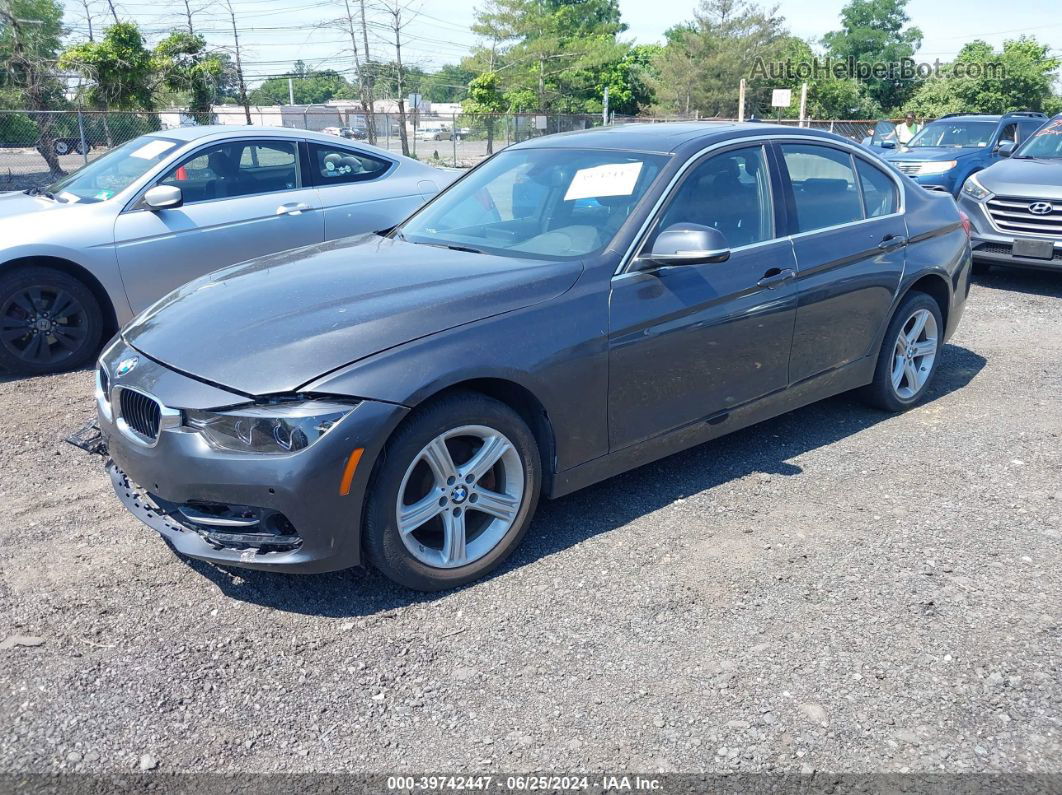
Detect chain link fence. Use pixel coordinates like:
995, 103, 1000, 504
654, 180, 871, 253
0, 108, 894, 192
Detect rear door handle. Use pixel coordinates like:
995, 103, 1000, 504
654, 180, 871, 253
756, 267, 796, 289
878, 234, 908, 251
276, 202, 313, 216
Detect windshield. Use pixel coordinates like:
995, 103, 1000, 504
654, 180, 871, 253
397, 148, 669, 260
907, 121, 997, 149
1014, 118, 1062, 159
45, 136, 182, 203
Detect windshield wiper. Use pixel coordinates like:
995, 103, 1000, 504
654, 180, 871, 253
23, 186, 57, 201
440, 244, 484, 254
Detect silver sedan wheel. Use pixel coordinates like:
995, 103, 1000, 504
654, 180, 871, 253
891, 308, 938, 400
396, 425, 524, 569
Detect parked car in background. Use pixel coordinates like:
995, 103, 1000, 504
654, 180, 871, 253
417, 122, 452, 141
340, 126, 368, 141
882, 112, 1047, 196
958, 114, 1062, 274
94, 122, 971, 591
51, 137, 92, 156
0, 126, 455, 375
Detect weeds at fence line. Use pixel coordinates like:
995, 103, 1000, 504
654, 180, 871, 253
0, 108, 895, 191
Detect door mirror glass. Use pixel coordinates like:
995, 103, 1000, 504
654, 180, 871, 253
996, 140, 1015, 157
879, 140, 896, 149
143, 185, 183, 210
645, 224, 731, 266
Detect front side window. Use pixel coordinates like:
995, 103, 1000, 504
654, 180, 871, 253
855, 158, 898, 218
650, 146, 774, 249
907, 121, 997, 149
46, 135, 181, 203
997, 123, 1018, 146
310, 143, 390, 185
397, 148, 669, 260
158, 140, 298, 203
781, 144, 863, 233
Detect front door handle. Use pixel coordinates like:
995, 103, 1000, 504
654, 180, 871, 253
878, 234, 908, 251
276, 202, 313, 216
756, 267, 796, 289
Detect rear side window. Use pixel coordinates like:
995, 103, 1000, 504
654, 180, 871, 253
781, 144, 863, 233
309, 143, 390, 185
855, 158, 898, 218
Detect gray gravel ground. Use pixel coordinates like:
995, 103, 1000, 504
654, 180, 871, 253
0, 268, 1060, 777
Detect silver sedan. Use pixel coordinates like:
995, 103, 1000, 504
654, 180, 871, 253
0, 125, 456, 374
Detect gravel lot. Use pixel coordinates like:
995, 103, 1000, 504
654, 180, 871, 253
0, 268, 1060, 778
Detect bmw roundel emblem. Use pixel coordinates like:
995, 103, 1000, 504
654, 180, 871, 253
1028, 201, 1054, 215
115, 356, 139, 378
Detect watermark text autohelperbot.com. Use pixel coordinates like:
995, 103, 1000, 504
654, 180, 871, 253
751, 56, 1005, 82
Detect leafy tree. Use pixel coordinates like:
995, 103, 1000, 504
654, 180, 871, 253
907, 37, 1061, 117
463, 71, 507, 153
421, 64, 477, 103
1, 0, 69, 174
767, 36, 881, 119
153, 30, 225, 123
248, 64, 353, 106
822, 0, 922, 113
596, 44, 660, 116
651, 0, 788, 118
59, 22, 155, 112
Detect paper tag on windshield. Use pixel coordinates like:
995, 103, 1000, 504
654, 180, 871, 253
130, 140, 176, 160
564, 162, 643, 201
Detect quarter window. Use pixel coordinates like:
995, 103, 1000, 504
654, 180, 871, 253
781, 144, 863, 233
158, 140, 299, 204
309, 143, 390, 185
652, 146, 774, 249
855, 158, 898, 218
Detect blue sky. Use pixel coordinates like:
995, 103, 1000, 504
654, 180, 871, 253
63, 0, 1062, 86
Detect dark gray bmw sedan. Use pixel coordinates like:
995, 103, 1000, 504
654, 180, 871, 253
96, 122, 972, 590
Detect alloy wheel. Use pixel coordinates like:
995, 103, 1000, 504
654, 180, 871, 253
891, 308, 938, 400
396, 424, 524, 569
0, 285, 90, 366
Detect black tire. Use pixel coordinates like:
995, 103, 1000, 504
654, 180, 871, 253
364, 392, 541, 591
0, 266, 104, 375
53, 139, 70, 155
972, 260, 991, 276
860, 291, 944, 412
75, 140, 88, 156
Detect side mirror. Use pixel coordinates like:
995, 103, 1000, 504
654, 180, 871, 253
641, 224, 731, 267
880, 140, 896, 149
143, 185, 183, 211
996, 140, 1015, 157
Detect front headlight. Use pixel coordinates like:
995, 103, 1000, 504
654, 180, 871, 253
918, 160, 958, 175
961, 173, 992, 200
184, 400, 356, 454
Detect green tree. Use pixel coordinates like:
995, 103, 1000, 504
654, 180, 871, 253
249, 64, 353, 106
822, 0, 922, 113
154, 30, 225, 123
907, 37, 1061, 117
60, 22, 155, 112
0, 0, 67, 174
769, 36, 881, 119
421, 64, 477, 103
597, 44, 660, 116
463, 70, 507, 153
651, 0, 788, 118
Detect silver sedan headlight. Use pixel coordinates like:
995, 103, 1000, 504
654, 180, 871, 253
184, 400, 356, 454
961, 173, 992, 201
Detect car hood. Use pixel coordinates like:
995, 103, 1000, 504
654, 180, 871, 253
123, 235, 582, 397
885, 147, 979, 162
0, 190, 70, 221
975, 157, 1062, 199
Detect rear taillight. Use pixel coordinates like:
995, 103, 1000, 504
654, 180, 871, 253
959, 210, 972, 238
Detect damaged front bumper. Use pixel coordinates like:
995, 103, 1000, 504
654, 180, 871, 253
75, 340, 409, 574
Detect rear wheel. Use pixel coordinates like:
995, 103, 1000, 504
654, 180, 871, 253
861, 292, 943, 412
364, 392, 541, 591
0, 267, 103, 375
53, 139, 70, 156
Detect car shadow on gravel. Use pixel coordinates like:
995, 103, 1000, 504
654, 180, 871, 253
183, 343, 986, 617
974, 267, 1062, 298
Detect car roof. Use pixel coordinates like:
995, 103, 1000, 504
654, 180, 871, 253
509, 121, 860, 154
146, 124, 409, 162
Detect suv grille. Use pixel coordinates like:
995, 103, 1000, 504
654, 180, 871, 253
895, 162, 924, 175
986, 196, 1062, 237
119, 389, 162, 442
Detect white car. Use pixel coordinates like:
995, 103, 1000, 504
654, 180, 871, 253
0, 126, 457, 374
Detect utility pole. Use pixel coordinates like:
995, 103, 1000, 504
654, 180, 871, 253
288, 77, 295, 105
359, 0, 376, 144
80, 0, 95, 40
225, 0, 252, 124
380, 0, 412, 157
602, 85, 609, 126
798, 81, 808, 127
340, 0, 376, 145
182, 0, 195, 33
104, 0, 118, 24
738, 78, 746, 122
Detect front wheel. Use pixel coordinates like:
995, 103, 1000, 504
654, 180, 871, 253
861, 292, 943, 412
0, 267, 103, 375
363, 393, 541, 591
